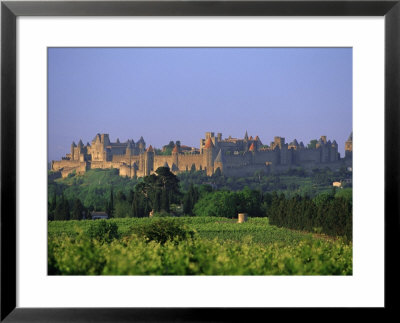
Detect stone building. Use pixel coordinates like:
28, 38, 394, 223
52, 131, 352, 178
345, 132, 353, 159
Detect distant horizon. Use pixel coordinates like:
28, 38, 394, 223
49, 48, 352, 161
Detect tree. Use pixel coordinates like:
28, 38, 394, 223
193, 191, 237, 218
134, 167, 181, 215
48, 192, 57, 221
54, 193, 70, 221
235, 187, 263, 217
155, 167, 181, 205
71, 198, 84, 220
183, 183, 199, 216
106, 187, 114, 218
307, 139, 318, 149
161, 188, 170, 212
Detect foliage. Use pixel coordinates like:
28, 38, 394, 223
49, 169, 138, 212
192, 188, 265, 218
48, 223, 352, 275
48, 217, 309, 245
130, 218, 195, 245
307, 139, 318, 149
268, 192, 352, 239
151, 210, 171, 218
335, 188, 352, 204
87, 220, 120, 244
54, 193, 70, 221
182, 183, 200, 216
70, 198, 85, 220
135, 167, 181, 214
193, 191, 237, 218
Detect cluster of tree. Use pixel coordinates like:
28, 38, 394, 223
192, 187, 271, 218
110, 167, 182, 218
48, 193, 86, 221
48, 168, 138, 212
311, 167, 352, 187
268, 189, 352, 239
155, 140, 181, 156
307, 139, 318, 149
48, 166, 352, 229
178, 170, 291, 193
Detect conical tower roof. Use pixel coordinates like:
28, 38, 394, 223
204, 137, 214, 149
126, 140, 133, 149
347, 132, 353, 142
244, 130, 249, 140
146, 145, 154, 153
214, 149, 224, 163
249, 142, 256, 152
172, 145, 180, 154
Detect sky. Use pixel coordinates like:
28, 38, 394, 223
48, 47, 352, 161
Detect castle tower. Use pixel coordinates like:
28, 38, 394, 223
214, 149, 224, 174
126, 140, 133, 156
331, 140, 339, 162
280, 143, 292, 165
345, 132, 352, 159
254, 135, 262, 148
101, 134, 111, 146
144, 145, 154, 176
172, 144, 180, 170
77, 139, 85, 162
248, 142, 256, 164
203, 137, 214, 176
316, 137, 324, 149
71, 141, 76, 160
273, 137, 285, 149
244, 130, 249, 141
137, 136, 146, 153
132, 162, 138, 178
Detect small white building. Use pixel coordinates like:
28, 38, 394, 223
332, 181, 342, 188
91, 212, 109, 220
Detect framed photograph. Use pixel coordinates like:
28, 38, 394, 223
1, 0, 399, 321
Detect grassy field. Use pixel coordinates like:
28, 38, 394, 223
48, 217, 352, 275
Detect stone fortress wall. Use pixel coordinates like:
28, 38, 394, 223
51, 131, 353, 178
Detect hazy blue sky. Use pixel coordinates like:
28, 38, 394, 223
48, 47, 352, 161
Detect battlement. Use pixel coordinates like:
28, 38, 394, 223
52, 131, 352, 178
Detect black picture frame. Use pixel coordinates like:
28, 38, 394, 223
1, 0, 399, 321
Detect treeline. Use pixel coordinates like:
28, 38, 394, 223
178, 166, 352, 193
268, 191, 352, 239
48, 167, 352, 240
48, 168, 138, 212
48, 193, 86, 221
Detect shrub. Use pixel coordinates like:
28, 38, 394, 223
152, 210, 171, 217
193, 191, 236, 218
131, 218, 195, 245
87, 220, 120, 243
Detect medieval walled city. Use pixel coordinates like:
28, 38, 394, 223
51, 131, 353, 179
